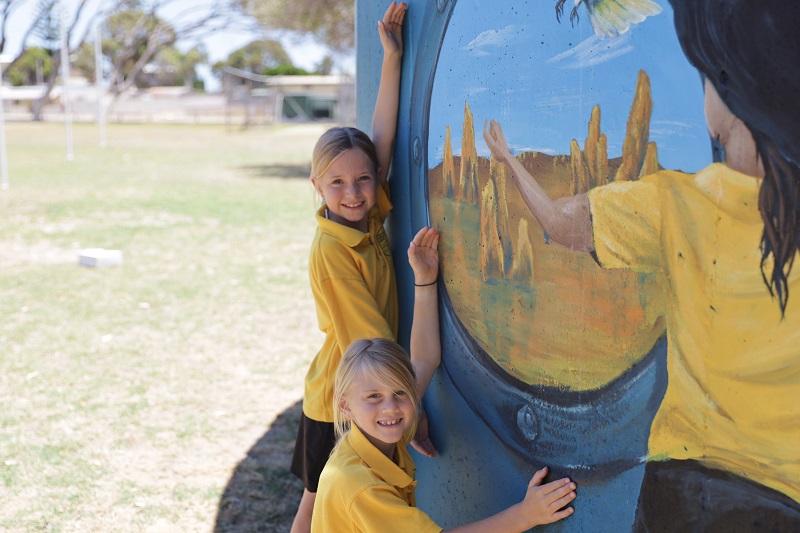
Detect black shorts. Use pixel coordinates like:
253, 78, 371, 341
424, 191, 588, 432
633, 459, 800, 532
290, 413, 337, 493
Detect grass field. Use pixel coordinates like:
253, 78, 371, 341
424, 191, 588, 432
0, 121, 329, 532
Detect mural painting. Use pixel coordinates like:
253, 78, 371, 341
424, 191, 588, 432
356, 0, 800, 530
431, 72, 668, 390
426, 0, 700, 483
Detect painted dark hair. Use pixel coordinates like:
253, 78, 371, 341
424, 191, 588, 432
670, 0, 800, 314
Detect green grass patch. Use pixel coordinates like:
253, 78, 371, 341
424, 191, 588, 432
0, 121, 327, 531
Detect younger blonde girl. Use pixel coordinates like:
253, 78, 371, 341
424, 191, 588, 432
311, 228, 577, 532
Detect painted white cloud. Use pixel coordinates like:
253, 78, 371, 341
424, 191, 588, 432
464, 86, 490, 96
548, 32, 633, 69
651, 120, 704, 139
476, 145, 556, 158
463, 25, 522, 57
518, 145, 557, 155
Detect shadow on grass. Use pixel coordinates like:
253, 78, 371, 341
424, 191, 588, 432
238, 164, 312, 180
215, 400, 304, 533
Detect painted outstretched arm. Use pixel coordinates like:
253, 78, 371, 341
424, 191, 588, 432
407, 226, 440, 458
372, 1, 407, 187
483, 119, 595, 253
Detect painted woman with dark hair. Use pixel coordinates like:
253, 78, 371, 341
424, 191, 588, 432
484, 0, 799, 529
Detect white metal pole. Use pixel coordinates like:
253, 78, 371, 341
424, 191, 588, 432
0, 58, 9, 190
274, 91, 283, 125
94, 22, 106, 147
60, 0, 74, 161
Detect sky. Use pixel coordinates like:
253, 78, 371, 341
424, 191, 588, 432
3, 0, 344, 92
429, 0, 712, 174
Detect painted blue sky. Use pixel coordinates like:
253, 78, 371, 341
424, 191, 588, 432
429, 0, 712, 174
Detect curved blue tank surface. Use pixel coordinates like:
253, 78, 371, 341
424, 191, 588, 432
356, 1, 799, 530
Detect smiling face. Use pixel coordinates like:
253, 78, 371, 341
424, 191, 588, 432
339, 370, 416, 458
312, 148, 379, 233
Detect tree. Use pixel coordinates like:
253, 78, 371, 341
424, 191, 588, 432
101, 0, 236, 99
262, 65, 311, 76
5, 46, 53, 86
138, 45, 207, 88
29, 0, 98, 121
102, 5, 177, 92
235, 0, 354, 53
0, 0, 47, 63
72, 41, 99, 82
222, 39, 292, 74
314, 55, 334, 75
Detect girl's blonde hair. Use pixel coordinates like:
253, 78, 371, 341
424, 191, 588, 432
311, 127, 380, 180
333, 338, 420, 443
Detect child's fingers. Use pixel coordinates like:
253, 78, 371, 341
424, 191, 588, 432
412, 226, 429, 245
420, 227, 436, 248
407, 240, 417, 260
394, 2, 407, 25
528, 466, 548, 488
382, 0, 397, 22
548, 487, 577, 511
547, 506, 575, 523
384, 1, 405, 28
387, 1, 403, 21
410, 437, 437, 458
541, 478, 574, 498
544, 481, 576, 502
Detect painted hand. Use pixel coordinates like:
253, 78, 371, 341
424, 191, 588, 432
483, 118, 513, 163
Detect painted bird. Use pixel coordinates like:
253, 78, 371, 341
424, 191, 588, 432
555, 0, 663, 39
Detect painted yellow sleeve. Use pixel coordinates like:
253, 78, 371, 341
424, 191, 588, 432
588, 178, 663, 272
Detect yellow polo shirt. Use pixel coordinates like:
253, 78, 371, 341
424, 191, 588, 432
304, 184, 399, 423
311, 424, 443, 533
588, 163, 800, 502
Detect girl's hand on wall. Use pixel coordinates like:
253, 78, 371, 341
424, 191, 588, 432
378, 1, 407, 58
410, 406, 437, 458
520, 467, 576, 527
408, 227, 440, 286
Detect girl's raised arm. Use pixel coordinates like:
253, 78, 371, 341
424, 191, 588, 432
407, 226, 440, 397
483, 119, 595, 252
372, 1, 407, 187
407, 226, 440, 459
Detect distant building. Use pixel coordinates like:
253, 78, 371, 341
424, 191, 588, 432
222, 67, 355, 125
1, 71, 355, 126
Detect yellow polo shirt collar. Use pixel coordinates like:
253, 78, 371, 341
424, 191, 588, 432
316, 184, 393, 248
316, 207, 371, 247
348, 424, 417, 492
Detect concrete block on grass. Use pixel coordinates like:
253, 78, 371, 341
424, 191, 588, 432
79, 248, 123, 268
